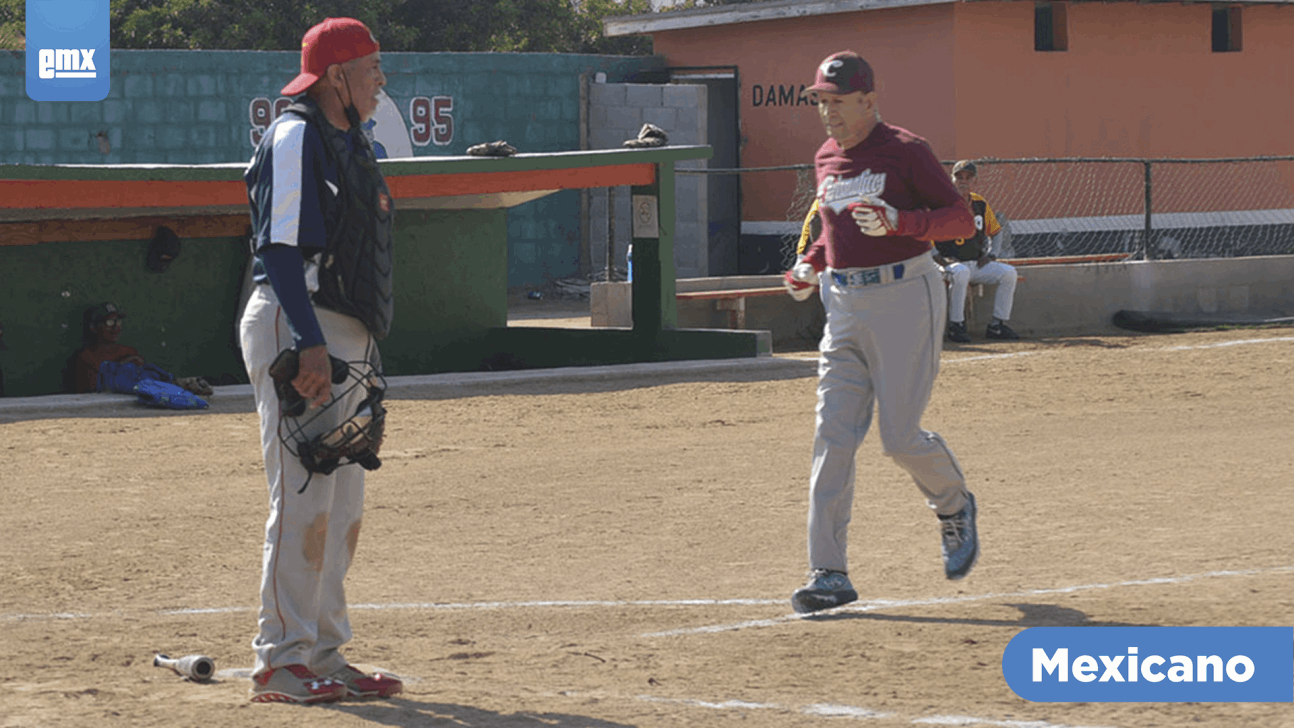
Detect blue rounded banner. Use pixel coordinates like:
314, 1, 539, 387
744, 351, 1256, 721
25, 0, 111, 101
1003, 627, 1293, 702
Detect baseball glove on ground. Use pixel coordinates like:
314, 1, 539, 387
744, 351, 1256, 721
175, 376, 213, 397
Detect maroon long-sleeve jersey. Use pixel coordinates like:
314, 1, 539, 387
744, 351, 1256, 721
802, 122, 974, 270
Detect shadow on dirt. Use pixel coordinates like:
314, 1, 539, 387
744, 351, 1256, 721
326, 697, 635, 728
803, 602, 1145, 628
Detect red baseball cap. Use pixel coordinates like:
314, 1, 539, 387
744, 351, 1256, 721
808, 51, 875, 95
281, 17, 380, 96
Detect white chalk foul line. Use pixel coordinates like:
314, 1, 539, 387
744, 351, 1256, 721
813, 331, 1291, 370
942, 334, 1294, 366
567, 692, 1117, 728
1163, 335, 1294, 351
945, 351, 1041, 364
639, 565, 1294, 638
7, 565, 1289, 630
0, 598, 783, 623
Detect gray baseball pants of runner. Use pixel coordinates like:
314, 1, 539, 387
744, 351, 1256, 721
807, 253, 970, 574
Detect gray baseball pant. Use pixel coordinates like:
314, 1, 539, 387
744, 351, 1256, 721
807, 254, 970, 574
241, 285, 376, 678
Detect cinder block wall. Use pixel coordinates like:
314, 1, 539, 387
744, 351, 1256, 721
587, 82, 708, 278
0, 51, 664, 286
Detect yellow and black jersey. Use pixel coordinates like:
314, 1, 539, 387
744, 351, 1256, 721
934, 193, 1001, 261
796, 198, 820, 257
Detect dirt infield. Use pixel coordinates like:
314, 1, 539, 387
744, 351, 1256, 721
2, 327, 1293, 728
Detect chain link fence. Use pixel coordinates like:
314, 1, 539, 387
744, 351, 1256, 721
684, 156, 1294, 271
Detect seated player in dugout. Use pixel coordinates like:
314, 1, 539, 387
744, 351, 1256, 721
73, 302, 213, 396
933, 161, 1021, 342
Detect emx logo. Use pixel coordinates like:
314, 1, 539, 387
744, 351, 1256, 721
26, 0, 110, 101
38, 48, 98, 79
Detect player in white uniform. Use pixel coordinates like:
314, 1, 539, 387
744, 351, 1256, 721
935, 160, 1020, 342
240, 17, 400, 704
783, 51, 981, 614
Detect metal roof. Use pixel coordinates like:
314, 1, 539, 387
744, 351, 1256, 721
605, 0, 1294, 37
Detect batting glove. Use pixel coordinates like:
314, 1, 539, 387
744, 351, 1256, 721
850, 196, 899, 236
783, 260, 820, 302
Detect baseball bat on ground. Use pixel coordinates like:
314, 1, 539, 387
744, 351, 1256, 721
153, 653, 215, 682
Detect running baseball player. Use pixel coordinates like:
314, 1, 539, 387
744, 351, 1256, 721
240, 17, 399, 703
935, 160, 1021, 342
783, 51, 980, 614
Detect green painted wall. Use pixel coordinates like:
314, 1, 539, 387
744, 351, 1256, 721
0, 208, 511, 398
0, 234, 249, 397
0, 50, 665, 286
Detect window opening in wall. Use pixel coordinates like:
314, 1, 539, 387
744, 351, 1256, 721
1212, 6, 1242, 52
1035, 1, 1068, 52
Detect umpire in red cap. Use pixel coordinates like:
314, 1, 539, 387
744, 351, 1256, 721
240, 17, 400, 705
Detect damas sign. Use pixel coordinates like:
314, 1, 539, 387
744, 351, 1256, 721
1002, 627, 1293, 702
25, 0, 110, 101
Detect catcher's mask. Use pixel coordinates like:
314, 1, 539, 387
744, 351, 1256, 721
276, 355, 387, 493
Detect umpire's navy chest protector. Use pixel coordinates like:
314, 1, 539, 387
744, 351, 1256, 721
248, 96, 396, 339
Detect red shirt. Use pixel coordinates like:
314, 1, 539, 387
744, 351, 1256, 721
802, 122, 974, 270
74, 343, 141, 393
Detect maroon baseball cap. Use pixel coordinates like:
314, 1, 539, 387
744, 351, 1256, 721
808, 51, 875, 95
281, 18, 380, 96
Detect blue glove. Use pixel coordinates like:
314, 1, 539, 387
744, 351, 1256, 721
98, 361, 175, 394
134, 379, 208, 410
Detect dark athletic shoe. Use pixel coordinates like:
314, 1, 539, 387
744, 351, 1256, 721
939, 492, 979, 581
986, 322, 1020, 340
946, 321, 971, 343
791, 569, 858, 614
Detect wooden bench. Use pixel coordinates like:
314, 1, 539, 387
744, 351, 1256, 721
675, 287, 787, 329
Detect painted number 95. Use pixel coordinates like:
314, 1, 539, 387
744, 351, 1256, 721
249, 96, 293, 147
409, 96, 453, 147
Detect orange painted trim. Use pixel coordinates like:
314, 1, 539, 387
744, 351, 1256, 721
0, 179, 249, 211
1, 163, 658, 213
0, 214, 251, 246
387, 163, 657, 199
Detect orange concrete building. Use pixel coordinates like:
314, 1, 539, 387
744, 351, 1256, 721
607, 0, 1294, 259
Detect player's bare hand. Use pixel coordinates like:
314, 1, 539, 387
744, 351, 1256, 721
293, 345, 332, 408
850, 196, 899, 236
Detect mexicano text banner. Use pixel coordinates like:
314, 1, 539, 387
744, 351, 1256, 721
1003, 627, 1293, 702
